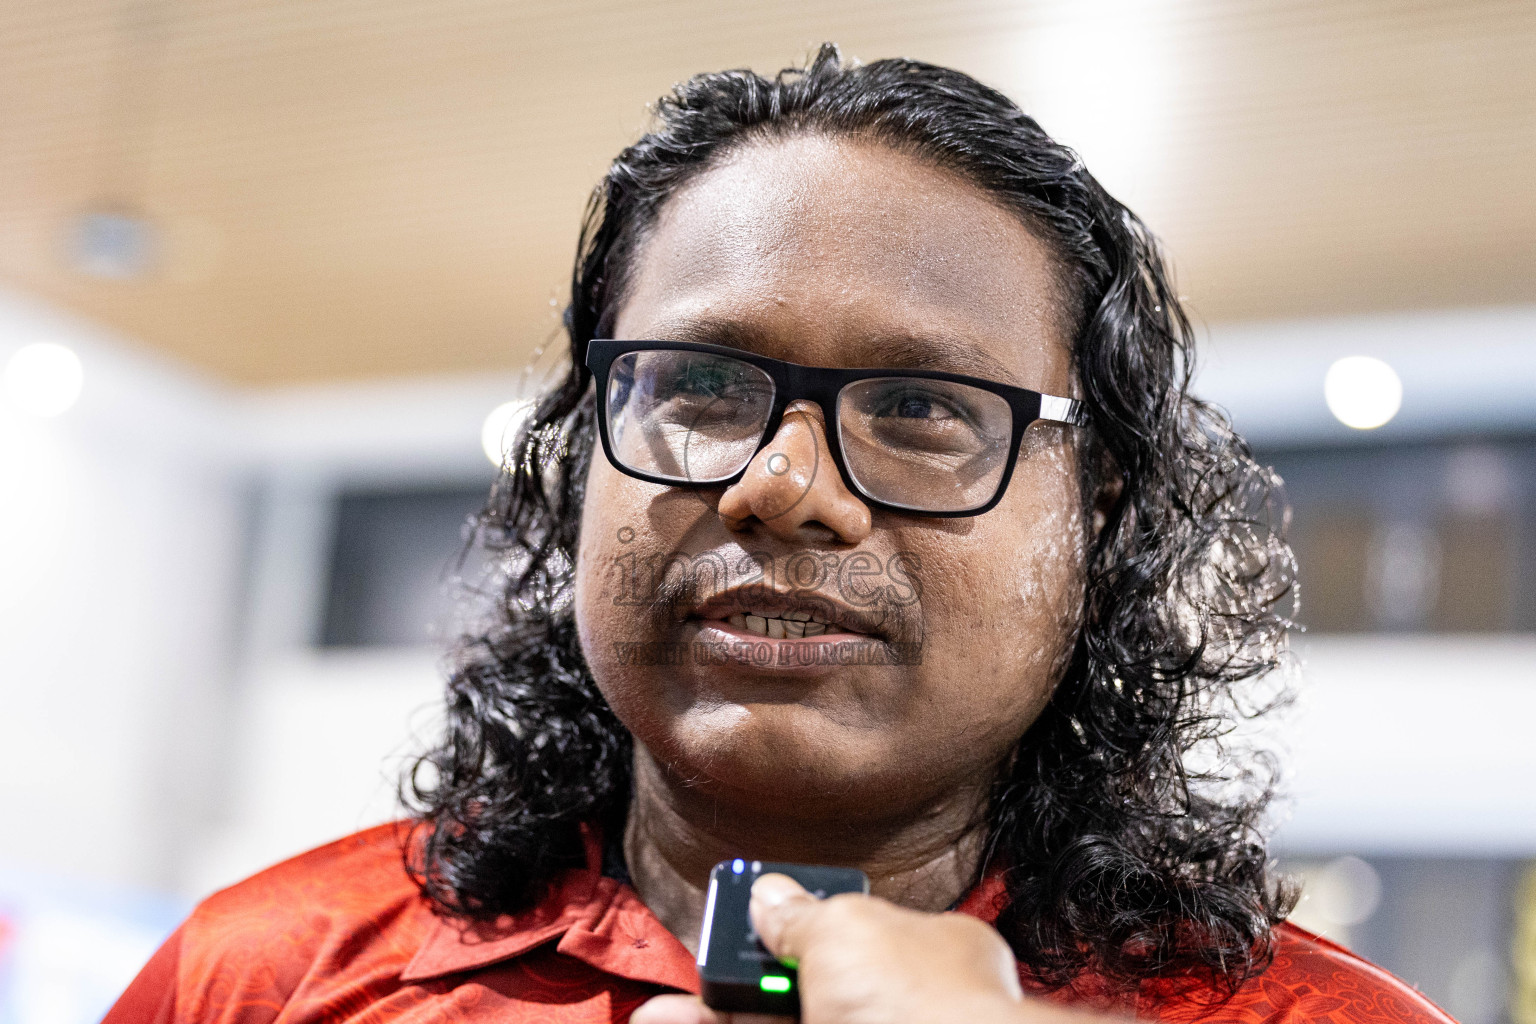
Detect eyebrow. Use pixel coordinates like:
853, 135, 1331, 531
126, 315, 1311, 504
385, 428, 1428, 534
637, 316, 1021, 386
857, 332, 1018, 385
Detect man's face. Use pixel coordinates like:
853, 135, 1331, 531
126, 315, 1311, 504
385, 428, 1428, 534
574, 134, 1088, 827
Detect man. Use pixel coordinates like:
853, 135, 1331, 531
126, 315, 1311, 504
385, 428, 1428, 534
107, 46, 1454, 1023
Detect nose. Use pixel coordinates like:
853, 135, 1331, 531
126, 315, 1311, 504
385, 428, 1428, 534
717, 400, 872, 544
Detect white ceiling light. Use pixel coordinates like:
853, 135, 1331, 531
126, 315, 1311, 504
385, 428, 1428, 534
481, 399, 533, 468
1324, 356, 1402, 430
1018, 0, 1173, 203
4, 343, 84, 417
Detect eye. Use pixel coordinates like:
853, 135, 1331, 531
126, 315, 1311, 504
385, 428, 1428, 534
653, 359, 765, 405
887, 391, 955, 420
841, 377, 1013, 462
666, 362, 731, 398
869, 385, 971, 425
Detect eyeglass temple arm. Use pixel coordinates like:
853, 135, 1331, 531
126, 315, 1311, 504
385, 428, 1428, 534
1039, 395, 1090, 427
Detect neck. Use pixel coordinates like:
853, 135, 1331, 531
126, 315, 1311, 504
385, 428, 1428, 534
622, 744, 990, 955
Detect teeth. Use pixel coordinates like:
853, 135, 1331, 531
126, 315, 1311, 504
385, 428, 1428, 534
723, 612, 841, 638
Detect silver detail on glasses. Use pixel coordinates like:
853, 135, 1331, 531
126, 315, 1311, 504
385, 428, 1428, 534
1039, 394, 1087, 426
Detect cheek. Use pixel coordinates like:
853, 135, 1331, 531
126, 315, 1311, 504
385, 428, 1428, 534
573, 459, 714, 735
573, 464, 616, 635
574, 471, 676, 755
574, 459, 644, 677
911, 447, 1087, 727
1005, 444, 1089, 631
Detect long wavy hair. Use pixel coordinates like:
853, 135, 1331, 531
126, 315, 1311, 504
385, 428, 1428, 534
405, 44, 1299, 999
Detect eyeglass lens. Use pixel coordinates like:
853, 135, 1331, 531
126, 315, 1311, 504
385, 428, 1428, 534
604, 349, 1015, 513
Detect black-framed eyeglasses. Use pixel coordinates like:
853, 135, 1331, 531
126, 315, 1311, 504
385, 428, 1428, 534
584, 338, 1089, 518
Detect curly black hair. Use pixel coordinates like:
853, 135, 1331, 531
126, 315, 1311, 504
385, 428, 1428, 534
405, 44, 1299, 1001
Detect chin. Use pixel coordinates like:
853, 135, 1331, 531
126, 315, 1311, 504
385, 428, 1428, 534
645, 702, 926, 815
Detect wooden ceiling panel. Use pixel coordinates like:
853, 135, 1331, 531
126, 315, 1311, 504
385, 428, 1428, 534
1, 0, 1531, 384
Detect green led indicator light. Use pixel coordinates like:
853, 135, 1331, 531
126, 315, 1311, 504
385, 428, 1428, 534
759, 975, 793, 993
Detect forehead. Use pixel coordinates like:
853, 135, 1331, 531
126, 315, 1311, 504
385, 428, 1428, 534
612, 133, 1073, 390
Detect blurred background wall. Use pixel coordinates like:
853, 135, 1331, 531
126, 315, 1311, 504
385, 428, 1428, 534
0, 2, 1533, 1021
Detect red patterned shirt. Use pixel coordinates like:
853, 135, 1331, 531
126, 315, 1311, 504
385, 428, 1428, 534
104, 823, 1455, 1023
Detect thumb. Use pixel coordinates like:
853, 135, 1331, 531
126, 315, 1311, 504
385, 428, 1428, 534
630, 994, 723, 1024
749, 873, 821, 966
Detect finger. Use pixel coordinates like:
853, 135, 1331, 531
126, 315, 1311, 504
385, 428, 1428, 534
749, 873, 820, 964
630, 995, 722, 1024
631, 993, 794, 1024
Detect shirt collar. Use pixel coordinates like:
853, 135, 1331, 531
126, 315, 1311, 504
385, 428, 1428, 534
401, 824, 699, 990
401, 827, 1010, 991
401, 865, 700, 990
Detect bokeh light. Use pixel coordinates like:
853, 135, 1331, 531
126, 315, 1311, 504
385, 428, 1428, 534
4, 343, 84, 417
480, 399, 533, 468
1324, 355, 1402, 430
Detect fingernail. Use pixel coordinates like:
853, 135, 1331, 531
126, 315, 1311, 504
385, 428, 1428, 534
751, 872, 806, 908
